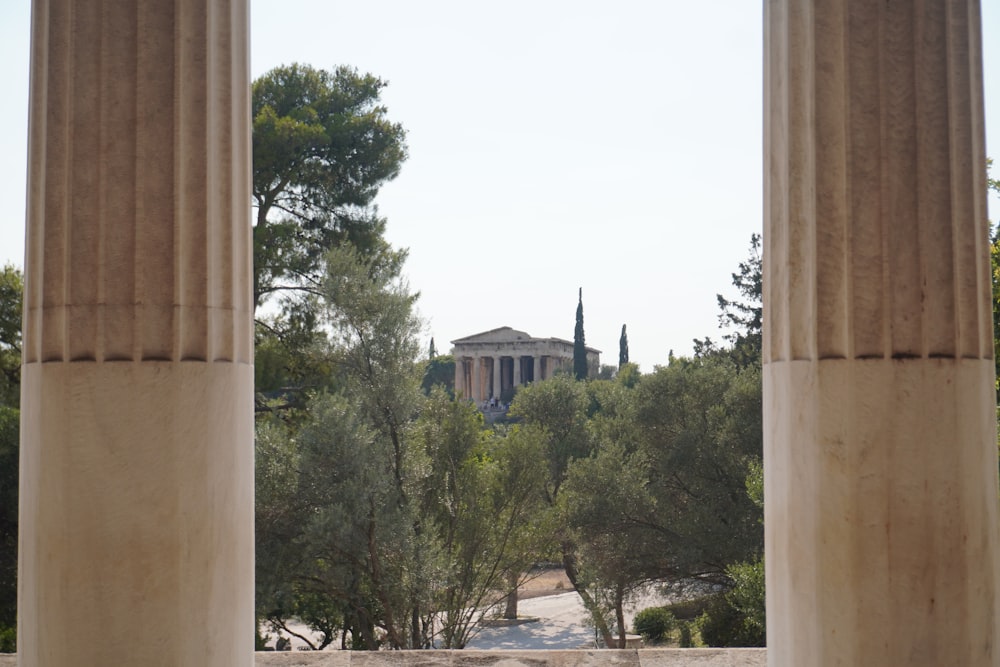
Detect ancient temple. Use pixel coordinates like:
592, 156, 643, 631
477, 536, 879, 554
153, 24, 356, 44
451, 327, 600, 402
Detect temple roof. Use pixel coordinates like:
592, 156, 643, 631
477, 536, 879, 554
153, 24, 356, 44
451, 326, 600, 353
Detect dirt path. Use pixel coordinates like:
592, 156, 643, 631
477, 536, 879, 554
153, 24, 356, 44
517, 565, 572, 600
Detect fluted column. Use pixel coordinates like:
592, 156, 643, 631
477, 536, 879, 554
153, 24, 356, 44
472, 356, 481, 402
764, 1, 998, 665
454, 357, 464, 398
493, 356, 501, 398
533, 355, 540, 383
513, 356, 521, 387
19, 1, 253, 665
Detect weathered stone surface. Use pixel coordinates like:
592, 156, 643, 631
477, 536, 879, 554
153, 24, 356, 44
764, 0, 999, 664
18, 1, 254, 665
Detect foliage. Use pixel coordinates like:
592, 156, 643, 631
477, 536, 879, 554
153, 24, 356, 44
415, 392, 551, 647
0, 265, 19, 645
696, 596, 744, 647
632, 358, 764, 578
633, 606, 676, 644
251, 64, 407, 415
509, 375, 592, 503
616, 362, 641, 389
254, 416, 308, 639
596, 364, 616, 380
256, 243, 557, 650
252, 63, 407, 312
573, 288, 588, 380
723, 558, 765, 644
0, 265, 22, 407
0, 406, 17, 645
619, 323, 629, 368
561, 441, 655, 647
421, 354, 455, 397
254, 242, 428, 650
715, 234, 762, 367
989, 159, 1000, 398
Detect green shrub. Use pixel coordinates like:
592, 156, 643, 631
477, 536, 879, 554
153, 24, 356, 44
678, 621, 694, 647
0, 625, 15, 653
696, 592, 765, 647
662, 596, 713, 621
633, 606, 676, 643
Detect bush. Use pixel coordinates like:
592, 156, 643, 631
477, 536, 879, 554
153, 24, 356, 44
662, 596, 714, 621
694, 558, 766, 648
696, 593, 765, 647
633, 606, 676, 643
678, 621, 694, 647
0, 625, 15, 653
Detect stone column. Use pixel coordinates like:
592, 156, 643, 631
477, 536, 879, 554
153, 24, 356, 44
764, 2, 998, 665
472, 355, 481, 402
493, 356, 502, 398
513, 356, 521, 387
19, 1, 254, 665
454, 357, 464, 398
533, 355, 541, 383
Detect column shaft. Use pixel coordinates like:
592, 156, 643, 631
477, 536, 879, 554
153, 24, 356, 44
472, 356, 481, 402
764, 1, 998, 664
513, 356, 521, 387
19, 1, 253, 664
493, 356, 502, 398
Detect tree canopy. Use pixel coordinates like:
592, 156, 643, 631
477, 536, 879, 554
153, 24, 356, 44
252, 63, 407, 312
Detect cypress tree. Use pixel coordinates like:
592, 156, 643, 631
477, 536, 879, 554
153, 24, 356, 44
619, 324, 629, 368
428, 337, 437, 359
573, 288, 588, 380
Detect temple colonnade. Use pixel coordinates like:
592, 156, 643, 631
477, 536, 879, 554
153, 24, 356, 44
451, 327, 599, 402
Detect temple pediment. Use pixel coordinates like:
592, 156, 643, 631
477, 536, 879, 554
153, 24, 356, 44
451, 326, 533, 344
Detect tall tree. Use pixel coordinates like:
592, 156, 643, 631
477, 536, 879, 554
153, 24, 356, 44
414, 392, 550, 648
257, 243, 430, 650
573, 288, 588, 380
618, 324, 629, 368
251, 64, 408, 410
252, 63, 407, 313
508, 377, 619, 646
715, 234, 763, 367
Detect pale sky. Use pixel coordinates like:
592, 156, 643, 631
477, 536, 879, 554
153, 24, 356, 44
1, 3, 999, 370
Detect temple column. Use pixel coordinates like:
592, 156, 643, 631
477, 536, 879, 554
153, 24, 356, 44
533, 355, 541, 383
764, 2, 998, 665
454, 357, 464, 398
472, 355, 481, 402
493, 356, 501, 398
18, 1, 253, 665
513, 356, 521, 387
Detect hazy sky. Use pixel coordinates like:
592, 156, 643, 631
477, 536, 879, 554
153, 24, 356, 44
1, 2, 999, 370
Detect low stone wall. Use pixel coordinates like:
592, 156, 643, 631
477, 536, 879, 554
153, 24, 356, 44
1, 648, 766, 666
